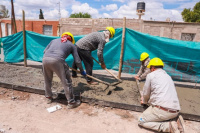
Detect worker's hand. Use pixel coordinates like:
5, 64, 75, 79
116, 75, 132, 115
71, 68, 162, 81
81, 71, 87, 77
134, 75, 139, 79
101, 63, 106, 69
140, 96, 144, 105
134, 75, 140, 80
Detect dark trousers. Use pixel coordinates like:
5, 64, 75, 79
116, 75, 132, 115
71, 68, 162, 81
72, 47, 93, 82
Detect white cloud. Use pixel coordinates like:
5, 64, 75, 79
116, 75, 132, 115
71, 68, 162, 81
71, 3, 99, 17
108, 1, 183, 21
101, 4, 118, 11
113, 0, 126, 3
1, 0, 79, 19
103, 13, 112, 18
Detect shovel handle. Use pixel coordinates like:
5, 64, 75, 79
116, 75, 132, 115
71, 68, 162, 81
70, 67, 110, 86
92, 57, 122, 82
136, 79, 142, 97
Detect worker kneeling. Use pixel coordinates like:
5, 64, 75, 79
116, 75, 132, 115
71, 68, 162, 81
138, 58, 185, 133
42, 32, 86, 109
134, 52, 150, 81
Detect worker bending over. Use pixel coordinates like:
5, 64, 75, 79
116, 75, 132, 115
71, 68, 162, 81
134, 52, 150, 81
43, 32, 86, 109
138, 57, 185, 133
72, 27, 115, 85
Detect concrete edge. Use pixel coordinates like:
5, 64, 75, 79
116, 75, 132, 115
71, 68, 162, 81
0, 82, 199, 122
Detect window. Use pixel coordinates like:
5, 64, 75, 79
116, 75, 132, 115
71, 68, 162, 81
1, 23, 5, 37
7, 23, 12, 36
43, 25, 52, 36
181, 33, 195, 41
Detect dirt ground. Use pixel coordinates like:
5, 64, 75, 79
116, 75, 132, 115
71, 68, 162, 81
0, 88, 200, 133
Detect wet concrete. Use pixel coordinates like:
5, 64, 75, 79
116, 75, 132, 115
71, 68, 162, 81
0, 63, 199, 116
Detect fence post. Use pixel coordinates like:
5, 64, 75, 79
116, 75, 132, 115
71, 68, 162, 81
118, 17, 126, 78
22, 10, 27, 67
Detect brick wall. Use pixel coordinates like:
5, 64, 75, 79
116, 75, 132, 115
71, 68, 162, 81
1, 18, 200, 42
0, 19, 59, 37
59, 18, 200, 42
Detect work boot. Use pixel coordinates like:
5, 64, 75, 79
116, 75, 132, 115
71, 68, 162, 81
45, 93, 58, 104
46, 97, 53, 104
87, 81, 99, 85
67, 100, 81, 109
177, 115, 185, 133
170, 121, 180, 133
72, 75, 78, 78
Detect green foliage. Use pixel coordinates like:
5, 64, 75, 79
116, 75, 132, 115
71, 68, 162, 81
0, 9, 10, 18
181, 2, 200, 22
69, 12, 91, 18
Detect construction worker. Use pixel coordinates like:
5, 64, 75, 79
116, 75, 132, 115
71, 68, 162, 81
72, 27, 115, 85
138, 57, 185, 133
42, 32, 86, 109
134, 52, 150, 80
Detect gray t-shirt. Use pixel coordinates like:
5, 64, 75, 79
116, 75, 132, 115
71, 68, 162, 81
76, 32, 106, 63
43, 38, 83, 71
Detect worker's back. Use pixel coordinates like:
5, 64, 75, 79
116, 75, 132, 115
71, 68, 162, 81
44, 38, 76, 61
76, 32, 106, 51
146, 68, 180, 110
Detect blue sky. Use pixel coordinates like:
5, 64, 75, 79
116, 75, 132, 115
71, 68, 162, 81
1, 0, 199, 22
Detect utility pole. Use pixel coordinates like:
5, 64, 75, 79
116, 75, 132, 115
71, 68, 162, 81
11, 0, 17, 34
57, 1, 61, 20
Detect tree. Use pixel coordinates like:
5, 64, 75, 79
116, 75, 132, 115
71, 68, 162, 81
181, 1, 200, 22
0, 9, 10, 18
70, 12, 91, 18
39, 9, 44, 19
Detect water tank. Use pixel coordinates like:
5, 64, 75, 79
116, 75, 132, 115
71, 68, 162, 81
137, 2, 145, 12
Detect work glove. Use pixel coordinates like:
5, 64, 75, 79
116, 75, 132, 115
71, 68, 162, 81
101, 63, 106, 69
81, 71, 87, 77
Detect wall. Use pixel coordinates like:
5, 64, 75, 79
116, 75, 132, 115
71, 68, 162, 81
1, 18, 200, 42
59, 18, 200, 42
0, 18, 59, 37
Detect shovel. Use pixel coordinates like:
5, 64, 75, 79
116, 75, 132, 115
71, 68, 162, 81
136, 79, 142, 97
136, 79, 149, 109
92, 57, 122, 83
69, 67, 119, 95
70, 67, 110, 86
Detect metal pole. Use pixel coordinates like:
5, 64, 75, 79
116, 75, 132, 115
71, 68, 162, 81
22, 10, 27, 67
58, 1, 61, 20
118, 17, 126, 78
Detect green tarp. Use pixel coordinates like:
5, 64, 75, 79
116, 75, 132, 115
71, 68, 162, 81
1, 28, 200, 83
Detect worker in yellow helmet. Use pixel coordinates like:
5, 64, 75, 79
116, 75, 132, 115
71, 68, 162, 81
138, 57, 185, 133
134, 52, 150, 80
42, 32, 86, 109
72, 27, 115, 85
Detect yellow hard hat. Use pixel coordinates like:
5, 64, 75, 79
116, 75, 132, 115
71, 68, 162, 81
61, 32, 75, 44
140, 52, 149, 61
106, 27, 115, 38
147, 57, 164, 68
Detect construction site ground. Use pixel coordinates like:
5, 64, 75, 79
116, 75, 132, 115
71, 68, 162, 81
0, 61, 199, 132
